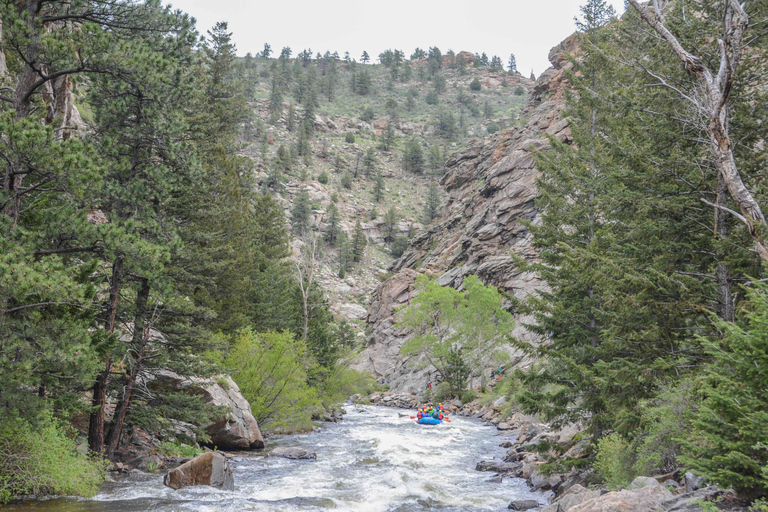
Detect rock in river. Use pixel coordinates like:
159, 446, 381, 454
163, 452, 234, 491
270, 446, 317, 460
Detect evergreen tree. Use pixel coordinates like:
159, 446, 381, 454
324, 203, 341, 246
403, 137, 425, 173
363, 147, 377, 177
508, 53, 517, 73
681, 284, 768, 499
424, 183, 441, 223
351, 220, 367, 263
373, 170, 385, 202
291, 190, 312, 235
575, 0, 616, 32
378, 123, 396, 151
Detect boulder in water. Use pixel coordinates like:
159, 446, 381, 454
508, 500, 540, 510
475, 460, 522, 473
163, 452, 234, 491
270, 446, 317, 460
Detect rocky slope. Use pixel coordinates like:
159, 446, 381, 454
356, 34, 581, 391
243, 59, 533, 335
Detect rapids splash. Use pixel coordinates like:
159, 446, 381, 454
8, 405, 546, 512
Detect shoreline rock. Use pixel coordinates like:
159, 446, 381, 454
163, 451, 234, 491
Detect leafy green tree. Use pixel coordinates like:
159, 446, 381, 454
469, 77, 481, 91
361, 51, 369, 63
225, 329, 320, 430
262, 42, 272, 58
397, 275, 514, 394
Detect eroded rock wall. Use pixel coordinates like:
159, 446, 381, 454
357, 34, 580, 392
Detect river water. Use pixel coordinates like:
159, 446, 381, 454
7, 405, 546, 512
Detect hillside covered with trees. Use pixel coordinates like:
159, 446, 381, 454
3, 0, 768, 507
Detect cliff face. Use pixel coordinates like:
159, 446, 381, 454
356, 34, 580, 392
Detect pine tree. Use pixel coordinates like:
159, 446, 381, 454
681, 284, 768, 499
423, 183, 441, 223
351, 220, 367, 263
324, 203, 341, 246
363, 147, 377, 177
291, 190, 312, 235
373, 170, 385, 202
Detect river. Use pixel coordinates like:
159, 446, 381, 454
6, 405, 546, 512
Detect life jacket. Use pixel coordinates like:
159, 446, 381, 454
417, 412, 423, 419
438, 413, 443, 420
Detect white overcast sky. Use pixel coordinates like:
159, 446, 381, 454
165, 0, 625, 75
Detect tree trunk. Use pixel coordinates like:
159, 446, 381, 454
88, 253, 123, 453
105, 277, 150, 459
715, 174, 736, 322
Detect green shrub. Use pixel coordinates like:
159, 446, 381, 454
469, 77, 481, 91
0, 411, 108, 503
216, 376, 230, 390
425, 90, 439, 105
514, 85, 526, 95
486, 123, 500, 134
345, 132, 355, 143
594, 433, 637, 489
318, 170, 329, 184
158, 441, 202, 459
391, 236, 408, 258
432, 381, 453, 402
631, 380, 696, 476
461, 389, 477, 404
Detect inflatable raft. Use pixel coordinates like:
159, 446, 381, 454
417, 417, 442, 425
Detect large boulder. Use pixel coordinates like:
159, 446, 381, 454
543, 477, 673, 512
163, 452, 234, 491
149, 371, 264, 450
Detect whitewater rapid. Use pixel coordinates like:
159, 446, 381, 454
8, 405, 545, 512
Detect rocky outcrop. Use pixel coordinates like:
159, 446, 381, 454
358, 34, 580, 392
163, 451, 234, 491
148, 371, 264, 450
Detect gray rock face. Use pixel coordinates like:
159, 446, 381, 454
163, 452, 234, 491
270, 446, 317, 460
358, 34, 580, 392
149, 371, 264, 451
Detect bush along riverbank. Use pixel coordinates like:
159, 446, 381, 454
362, 391, 754, 512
